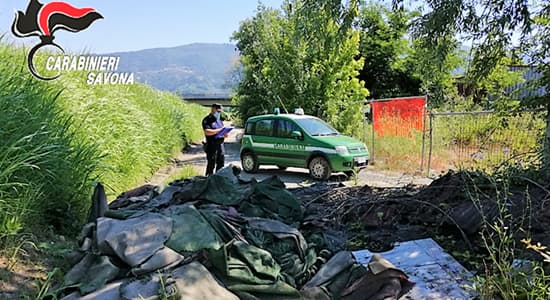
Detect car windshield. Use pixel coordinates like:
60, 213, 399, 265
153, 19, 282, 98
295, 118, 340, 136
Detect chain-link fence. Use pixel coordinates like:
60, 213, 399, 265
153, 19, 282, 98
425, 111, 545, 175
360, 99, 545, 176
360, 97, 426, 174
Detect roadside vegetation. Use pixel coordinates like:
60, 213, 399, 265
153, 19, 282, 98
51, 70, 206, 196
0, 42, 206, 246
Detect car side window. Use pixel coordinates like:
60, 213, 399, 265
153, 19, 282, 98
245, 122, 255, 135
277, 120, 301, 138
255, 119, 274, 136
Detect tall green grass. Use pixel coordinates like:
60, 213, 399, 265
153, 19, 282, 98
0, 44, 99, 238
358, 125, 425, 173
0, 42, 207, 239
51, 74, 206, 194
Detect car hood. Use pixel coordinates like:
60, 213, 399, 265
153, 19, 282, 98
315, 135, 365, 148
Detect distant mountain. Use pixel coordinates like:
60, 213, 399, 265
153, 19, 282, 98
108, 43, 239, 94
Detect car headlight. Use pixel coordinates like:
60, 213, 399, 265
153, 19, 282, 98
335, 146, 349, 155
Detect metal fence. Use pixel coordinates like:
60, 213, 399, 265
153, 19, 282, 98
423, 110, 544, 175
361, 99, 545, 176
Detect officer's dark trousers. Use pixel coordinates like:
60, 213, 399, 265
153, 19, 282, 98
205, 139, 225, 176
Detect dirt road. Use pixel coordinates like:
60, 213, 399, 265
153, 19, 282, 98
155, 126, 433, 188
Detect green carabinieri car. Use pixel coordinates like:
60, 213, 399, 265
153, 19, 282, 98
240, 112, 370, 180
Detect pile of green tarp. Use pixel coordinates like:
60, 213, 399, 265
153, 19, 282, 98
56, 166, 412, 300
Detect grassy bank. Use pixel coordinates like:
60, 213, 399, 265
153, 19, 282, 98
51, 73, 206, 195
0, 42, 207, 240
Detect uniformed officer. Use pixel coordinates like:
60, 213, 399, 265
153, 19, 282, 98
202, 103, 227, 176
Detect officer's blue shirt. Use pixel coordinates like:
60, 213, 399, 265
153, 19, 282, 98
202, 114, 224, 142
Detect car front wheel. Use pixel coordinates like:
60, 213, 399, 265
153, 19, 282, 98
309, 157, 331, 180
241, 152, 259, 173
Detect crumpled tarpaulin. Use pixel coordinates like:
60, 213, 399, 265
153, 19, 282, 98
96, 213, 172, 267
63, 253, 121, 295
119, 274, 177, 300
107, 170, 303, 225
170, 174, 303, 225
303, 251, 357, 288
209, 240, 301, 300
131, 247, 185, 276
61, 262, 240, 300
299, 251, 414, 300
108, 184, 158, 211
200, 205, 247, 243
242, 179, 303, 224
176, 175, 248, 205
87, 182, 107, 223
61, 280, 125, 300
171, 262, 239, 300
162, 204, 223, 252
144, 184, 184, 208
300, 251, 368, 299
246, 218, 308, 258
244, 217, 318, 287
341, 254, 414, 300
57, 166, 415, 299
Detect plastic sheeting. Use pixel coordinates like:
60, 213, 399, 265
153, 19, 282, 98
353, 238, 475, 300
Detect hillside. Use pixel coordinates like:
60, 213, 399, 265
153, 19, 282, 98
109, 43, 239, 94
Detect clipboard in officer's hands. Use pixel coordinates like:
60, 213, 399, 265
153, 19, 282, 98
215, 126, 234, 138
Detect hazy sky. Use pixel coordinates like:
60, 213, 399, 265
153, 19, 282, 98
0, 0, 284, 53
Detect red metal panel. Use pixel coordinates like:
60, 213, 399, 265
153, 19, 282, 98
372, 97, 426, 136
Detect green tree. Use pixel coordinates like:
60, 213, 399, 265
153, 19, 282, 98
406, 0, 530, 80
476, 57, 525, 110
526, 2, 550, 170
403, 0, 550, 169
356, 3, 465, 107
409, 34, 463, 107
356, 4, 422, 99
232, 0, 368, 135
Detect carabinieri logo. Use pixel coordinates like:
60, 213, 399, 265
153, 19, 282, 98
11, 0, 103, 80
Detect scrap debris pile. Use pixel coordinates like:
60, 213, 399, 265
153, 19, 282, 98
300, 171, 550, 258
57, 166, 414, 300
